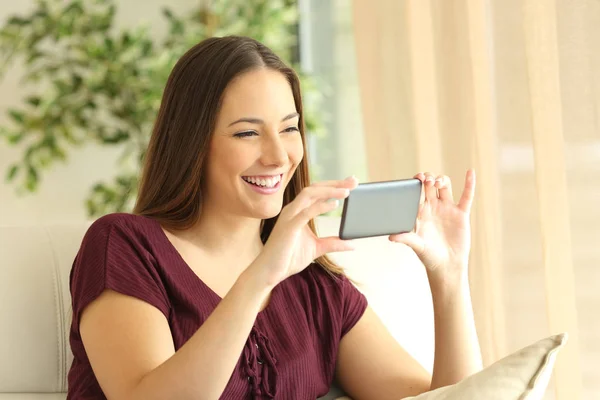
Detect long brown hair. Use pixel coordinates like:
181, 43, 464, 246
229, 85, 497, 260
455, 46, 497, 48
134, 36, 344, 276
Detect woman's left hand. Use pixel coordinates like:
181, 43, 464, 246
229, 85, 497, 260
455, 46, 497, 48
389, 169, 476, 280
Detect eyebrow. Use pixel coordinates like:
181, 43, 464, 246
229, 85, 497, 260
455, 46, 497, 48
228, 112, 299, 127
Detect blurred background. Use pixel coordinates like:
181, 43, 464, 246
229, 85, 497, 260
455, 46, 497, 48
0, 0, 598, 399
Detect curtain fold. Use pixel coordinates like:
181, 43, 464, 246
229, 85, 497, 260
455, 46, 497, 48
352, 0, 416, 182
406, 0, 443, 173
464, 0, 506, 366
522, 1, 581, 398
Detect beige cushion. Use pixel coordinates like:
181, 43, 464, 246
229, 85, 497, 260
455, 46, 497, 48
404, 333, 568, 400
0, 224, 89, 396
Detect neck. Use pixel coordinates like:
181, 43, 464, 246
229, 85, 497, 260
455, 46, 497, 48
176, 203, 265, 263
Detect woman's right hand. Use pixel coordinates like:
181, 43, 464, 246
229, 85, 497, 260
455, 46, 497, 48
249, 176, 359, 287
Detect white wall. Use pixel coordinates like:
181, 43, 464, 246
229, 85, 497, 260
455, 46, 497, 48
0, 0, 197, 225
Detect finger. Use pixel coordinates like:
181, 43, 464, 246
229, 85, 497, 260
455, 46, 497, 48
315, 236, 356, 256
312, 175, 358, 189
411, 172, 426, 208
301, 185, 350, 201
414, 174, 426, 210
435, 175, 454, 202
423, 172, 438, 205
287, 186, 349, 216
413, 172, 426, 182
457, 169, 476, 212
291, 197, 342, 227
388, 231, 425, 255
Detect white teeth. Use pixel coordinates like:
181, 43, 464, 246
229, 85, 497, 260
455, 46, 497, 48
243, 175, 281, 188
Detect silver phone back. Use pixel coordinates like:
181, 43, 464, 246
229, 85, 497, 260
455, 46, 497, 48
339, 178, 422, 240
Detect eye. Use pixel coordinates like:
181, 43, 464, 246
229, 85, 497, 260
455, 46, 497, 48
233, 130, 258, 138
283, 126, 299, 133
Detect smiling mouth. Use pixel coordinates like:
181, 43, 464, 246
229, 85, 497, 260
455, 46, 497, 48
241, 174, 283, 188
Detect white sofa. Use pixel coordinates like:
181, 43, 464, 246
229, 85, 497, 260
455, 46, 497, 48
0, 216, 434, 398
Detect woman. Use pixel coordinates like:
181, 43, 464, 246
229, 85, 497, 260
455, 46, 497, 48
67, 36, 482, 399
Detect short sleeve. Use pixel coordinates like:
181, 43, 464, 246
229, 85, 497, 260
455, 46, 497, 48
69, 215, 171, 332
339, 275, 368, 337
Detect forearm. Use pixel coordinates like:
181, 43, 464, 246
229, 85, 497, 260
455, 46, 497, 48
132, 266, 272, 400
428, 269, 483, 390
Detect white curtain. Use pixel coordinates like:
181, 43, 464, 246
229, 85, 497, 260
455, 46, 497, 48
352, 0, 600, 398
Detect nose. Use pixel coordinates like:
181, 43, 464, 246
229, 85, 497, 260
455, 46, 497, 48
260, 134, 288, 167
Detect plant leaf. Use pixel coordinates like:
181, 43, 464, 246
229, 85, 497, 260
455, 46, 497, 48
25, 165, 39, 192
1, 0, 320, 214
7, 16, 30, 26
6, 164, 19, 182
8, 109, 25, 124
7, 132, 25, 144
26, 96, 42, 107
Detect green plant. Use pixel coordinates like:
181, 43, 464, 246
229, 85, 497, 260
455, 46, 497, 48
0, 0, 325, 216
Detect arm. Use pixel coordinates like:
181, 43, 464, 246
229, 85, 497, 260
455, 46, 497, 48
80, 266, 272, 400
335, 273, 481, 400
336, 170, 483, 399
427, 270, 482, 389
335, 306, 431, 400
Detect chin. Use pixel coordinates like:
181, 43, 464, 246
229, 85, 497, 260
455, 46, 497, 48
240, 180, 289, 220
253, 204, 283, 220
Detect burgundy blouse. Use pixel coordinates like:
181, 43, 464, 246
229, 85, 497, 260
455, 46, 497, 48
67, 213, 368, 399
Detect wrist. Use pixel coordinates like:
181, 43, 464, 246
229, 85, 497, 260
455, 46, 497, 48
427, 264, 470, 300
241, 261, 278, 294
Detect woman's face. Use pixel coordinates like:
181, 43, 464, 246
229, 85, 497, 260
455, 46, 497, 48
204, 68, 304, 220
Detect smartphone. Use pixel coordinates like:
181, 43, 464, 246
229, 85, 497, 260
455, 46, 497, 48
339, 178, 422, 240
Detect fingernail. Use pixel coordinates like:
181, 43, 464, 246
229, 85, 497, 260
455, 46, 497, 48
345, 175, 356, 181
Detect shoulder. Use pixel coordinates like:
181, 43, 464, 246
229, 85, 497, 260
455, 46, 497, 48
292, 263, 352, 303
70, 213, 171, 324
74, 213, 171, 276
73, 213, 164, 281
75, 212, 157, 265
80, 213, 158, 248
86, 212, 155, 236
305, 263, 353, 288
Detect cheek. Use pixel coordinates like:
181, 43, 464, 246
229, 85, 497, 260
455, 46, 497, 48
288, 135, 305, 165
209, 140, 253, 177
220, 157, 251, 180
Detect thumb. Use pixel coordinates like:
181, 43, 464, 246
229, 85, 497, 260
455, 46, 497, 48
315, 236, 356, 257
388, 232, 425, 255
